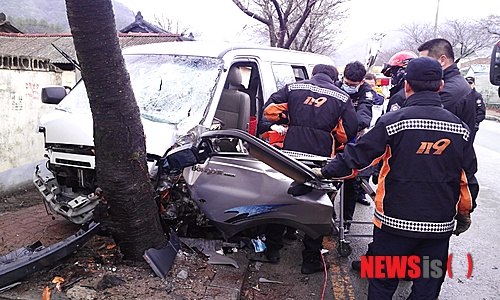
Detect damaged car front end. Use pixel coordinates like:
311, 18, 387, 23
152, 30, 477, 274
34, 52, 224, 225
25, 43, 340, 284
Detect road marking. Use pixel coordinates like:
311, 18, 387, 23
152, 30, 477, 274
323, 235, 356, 299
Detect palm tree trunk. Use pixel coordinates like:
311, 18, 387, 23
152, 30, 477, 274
65, 0, 167, 260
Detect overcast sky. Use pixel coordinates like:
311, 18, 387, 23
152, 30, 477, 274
117, 0, 499, 60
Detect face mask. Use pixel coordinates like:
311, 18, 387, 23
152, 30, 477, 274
391, 68, 406, 86
342, 83, 359, 94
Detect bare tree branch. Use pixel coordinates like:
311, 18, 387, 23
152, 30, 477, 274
441, 18, 497, 61
232, 0, 346, 54
284, 0, 317, 49
381, 17, 498, 64
153, 14, 193, 35
399, 22, 434, 50
271, 0, 287, 47
232, 0, 271, 25
477, 15, 500, 38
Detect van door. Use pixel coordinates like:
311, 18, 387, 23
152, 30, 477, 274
182, 129, 333, 239
215, 61, 264, 136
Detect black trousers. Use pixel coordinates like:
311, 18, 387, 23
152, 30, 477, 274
343, 178, 368, 221
302, 234, 323, 262
265, 224, 285, 251
265, 224, 323, 263
367, 227, 449, 300
343, 178, 357, 221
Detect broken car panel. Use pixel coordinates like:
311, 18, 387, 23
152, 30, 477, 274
0, 222, 99, 288
31, 42, 340, 279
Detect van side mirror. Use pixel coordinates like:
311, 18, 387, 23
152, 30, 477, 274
166, 144, 207, 169
490, 41, 500, 86
41, 86, 67, 104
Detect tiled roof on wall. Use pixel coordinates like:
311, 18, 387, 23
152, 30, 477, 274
0, 32, 185, 64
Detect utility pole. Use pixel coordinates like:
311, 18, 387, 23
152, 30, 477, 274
365, 33, 386, 70
433, 0, 441, 37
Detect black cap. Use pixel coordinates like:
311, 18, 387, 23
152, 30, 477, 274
465, 76, 475, 84
405, 57, 443, 81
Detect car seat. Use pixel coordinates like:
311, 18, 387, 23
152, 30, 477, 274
215, 66, 251, 130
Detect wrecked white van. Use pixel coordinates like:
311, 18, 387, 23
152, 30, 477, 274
33, 41, 338, 240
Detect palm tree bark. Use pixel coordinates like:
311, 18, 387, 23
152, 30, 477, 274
65, 0, 167, 260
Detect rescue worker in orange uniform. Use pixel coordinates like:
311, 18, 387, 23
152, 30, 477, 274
262, 64, 358, 274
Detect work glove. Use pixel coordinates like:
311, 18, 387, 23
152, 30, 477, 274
453, 214, 471, 236
270, 124, 287, 136
311, 167, 323, 178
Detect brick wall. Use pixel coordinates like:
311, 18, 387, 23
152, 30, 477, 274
0, 65, 76, 172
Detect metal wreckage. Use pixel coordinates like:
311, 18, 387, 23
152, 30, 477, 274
0, 127, 337, 288
1, 42, 345, 288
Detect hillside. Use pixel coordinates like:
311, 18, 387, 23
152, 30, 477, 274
0, 0, 135, 32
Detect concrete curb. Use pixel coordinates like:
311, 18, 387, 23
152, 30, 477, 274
0, 160, 44, 197
485, 114, 500, 122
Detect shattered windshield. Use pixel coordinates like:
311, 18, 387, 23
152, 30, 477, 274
56, 54, 223, 125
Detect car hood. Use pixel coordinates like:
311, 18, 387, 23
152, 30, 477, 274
39, 109, 178, 156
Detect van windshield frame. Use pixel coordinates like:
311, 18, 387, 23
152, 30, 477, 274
56, 54, 224, 126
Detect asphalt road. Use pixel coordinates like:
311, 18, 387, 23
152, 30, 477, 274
438, 120, 500, 299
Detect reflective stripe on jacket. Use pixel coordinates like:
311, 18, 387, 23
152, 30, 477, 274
321, 91, 478, 239
263, 73, 358, 157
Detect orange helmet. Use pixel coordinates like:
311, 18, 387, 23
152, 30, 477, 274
382, 50, 418, 77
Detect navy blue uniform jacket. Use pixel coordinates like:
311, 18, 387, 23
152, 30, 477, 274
440, 64, 475, 137
321, 91, 478, 239
263, 73, 358, 157
335, 81, 374, 131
